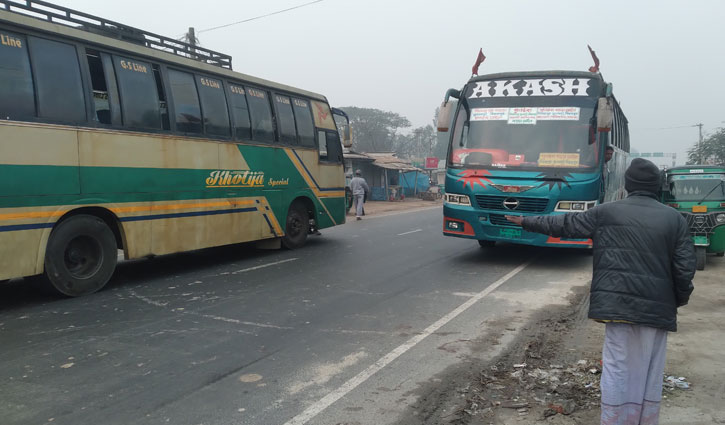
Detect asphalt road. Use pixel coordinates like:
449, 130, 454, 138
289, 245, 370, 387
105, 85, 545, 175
0, 208, 592, 425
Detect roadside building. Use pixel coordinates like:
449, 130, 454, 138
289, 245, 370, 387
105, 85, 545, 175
343, 150, 427, 200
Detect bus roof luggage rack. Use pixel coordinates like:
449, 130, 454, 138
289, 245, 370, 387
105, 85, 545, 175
0, 0, 233, 69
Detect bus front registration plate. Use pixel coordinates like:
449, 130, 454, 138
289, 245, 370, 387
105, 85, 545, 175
500, 228, 522, 239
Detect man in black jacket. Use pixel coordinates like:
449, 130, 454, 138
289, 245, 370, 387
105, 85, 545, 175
506, 158, 695, 425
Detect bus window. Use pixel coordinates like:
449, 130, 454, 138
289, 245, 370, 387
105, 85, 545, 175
246, 86, 275, 143
318, 130, 342, 163
0, 30, 35, 120
274, 94, 297, 144
168, 69, 202, 134
292, 98, 315, 147
152, 64, 170, 130
317, 130, 328, 158
197, 75, 230, 137
99, 53, 122, 126
27, 36, 85, 123
113, 55, 161, 129
228, 84, 251, 140
86, 49, 112, 124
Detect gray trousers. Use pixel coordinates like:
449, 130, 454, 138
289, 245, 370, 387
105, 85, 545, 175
600, 323, 667, 425
354, 194, 365, 217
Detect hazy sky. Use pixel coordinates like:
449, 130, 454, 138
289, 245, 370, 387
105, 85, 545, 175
47, 0, 725, 164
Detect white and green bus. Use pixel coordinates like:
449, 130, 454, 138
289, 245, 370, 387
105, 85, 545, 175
0, 0, 351, 296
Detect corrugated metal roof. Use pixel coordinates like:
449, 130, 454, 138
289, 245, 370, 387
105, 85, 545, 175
366, 153, 423, 172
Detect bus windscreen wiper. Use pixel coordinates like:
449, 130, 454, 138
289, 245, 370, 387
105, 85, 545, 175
697, 181, 724, 205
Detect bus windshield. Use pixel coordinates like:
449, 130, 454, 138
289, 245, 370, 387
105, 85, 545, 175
449, 104, 597, 170
667, 176, 725, 202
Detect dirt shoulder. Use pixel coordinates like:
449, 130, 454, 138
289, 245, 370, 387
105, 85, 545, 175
345, 199, 442, 221
396, 255, 725, 425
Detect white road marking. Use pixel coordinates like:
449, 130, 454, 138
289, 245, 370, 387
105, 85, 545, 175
397, 228, 423, 236
128, 291, 292, 331
232, 258, 298, 274
452, 292, 478, 298
128, 290, 168, 307
186, 311, 292, 330
282, 259, 534, 425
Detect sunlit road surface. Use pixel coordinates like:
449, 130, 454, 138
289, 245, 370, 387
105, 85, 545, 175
0, 208, 592, 425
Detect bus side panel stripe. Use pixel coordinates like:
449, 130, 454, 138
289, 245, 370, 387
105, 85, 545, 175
290, 149, 344, 192
262, 214, 277, 237
0, 222, 55, 232
119, 207, 257, 222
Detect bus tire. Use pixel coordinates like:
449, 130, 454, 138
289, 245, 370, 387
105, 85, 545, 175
695, 246, 706, 271
282, 202, 308, 250
478, 240, 495, 248
43, 214, 118, 297
716, 252, 724, 257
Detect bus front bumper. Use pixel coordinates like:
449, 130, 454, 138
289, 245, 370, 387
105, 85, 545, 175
443, 205, 592, 248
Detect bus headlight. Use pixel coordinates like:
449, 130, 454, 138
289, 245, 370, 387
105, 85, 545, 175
445, 193, 472, 206
555, 200, 598, 212
716, 213, 725, 224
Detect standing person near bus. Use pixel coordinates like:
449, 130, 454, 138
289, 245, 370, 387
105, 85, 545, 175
506, 158, 696, 425
350, 170, 370, 220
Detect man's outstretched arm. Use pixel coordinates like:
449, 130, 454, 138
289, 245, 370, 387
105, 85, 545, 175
506, 208, 597, 239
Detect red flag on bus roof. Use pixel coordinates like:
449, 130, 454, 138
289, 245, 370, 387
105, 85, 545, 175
471, 48, 486, 76
587, 45, 600, 73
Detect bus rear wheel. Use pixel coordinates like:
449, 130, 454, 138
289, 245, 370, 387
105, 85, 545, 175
44, 215, 118, 297
282, 202, 308, 249
695, 246, 706, 271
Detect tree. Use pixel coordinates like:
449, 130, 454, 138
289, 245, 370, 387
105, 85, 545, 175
338, 107, 411, 152
687, 128, 725, 165
392, 125, 436, 159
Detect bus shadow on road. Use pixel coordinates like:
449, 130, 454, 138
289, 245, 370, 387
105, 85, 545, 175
454, 242, 592, 271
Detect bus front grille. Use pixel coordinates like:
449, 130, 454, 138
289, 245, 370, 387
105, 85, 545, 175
475, 195, 549, 213
489, 214, 521, 227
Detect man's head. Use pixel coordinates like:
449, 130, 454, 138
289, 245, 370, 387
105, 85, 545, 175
625, 158, 661, 194
355, 169, 362, 176
605, 146, 614, 163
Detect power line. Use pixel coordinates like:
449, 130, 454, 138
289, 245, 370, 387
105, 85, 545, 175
198, 0, 324, 34
631, 124, 700, 131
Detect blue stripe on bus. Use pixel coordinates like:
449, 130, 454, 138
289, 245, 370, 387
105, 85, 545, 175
0, 208, 258, 233
0, 222, 55, 232
262, 214, 277, 237
291, 149, 345, 192
119, 208, 257, 222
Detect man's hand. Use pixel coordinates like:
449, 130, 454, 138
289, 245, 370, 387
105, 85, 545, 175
505, 215, 523, 226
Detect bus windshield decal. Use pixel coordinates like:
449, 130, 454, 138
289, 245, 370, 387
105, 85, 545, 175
468, 78, 591, 98
538, 153, 581, 168
471, 107, 581, 124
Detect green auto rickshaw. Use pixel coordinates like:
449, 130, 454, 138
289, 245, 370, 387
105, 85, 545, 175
662, 165, 725, 270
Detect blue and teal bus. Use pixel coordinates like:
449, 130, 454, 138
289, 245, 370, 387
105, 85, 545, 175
438, 71, 629, 248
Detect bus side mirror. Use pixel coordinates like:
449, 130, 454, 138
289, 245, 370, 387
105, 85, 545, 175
341, 124, 352, 148
332, 107, 353, 148
437, 101, 455, 132
437, 88, 460, 132
597, 97, 613, 132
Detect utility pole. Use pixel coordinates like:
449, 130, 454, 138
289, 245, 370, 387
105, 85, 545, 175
695, 123, 704, 164
184, 27, 198, 59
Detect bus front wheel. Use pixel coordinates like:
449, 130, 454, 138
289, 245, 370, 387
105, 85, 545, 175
282, 202, 308, 249
44, 215, 118, 297
696, 246, 706, 271
478, 240, 495, 248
